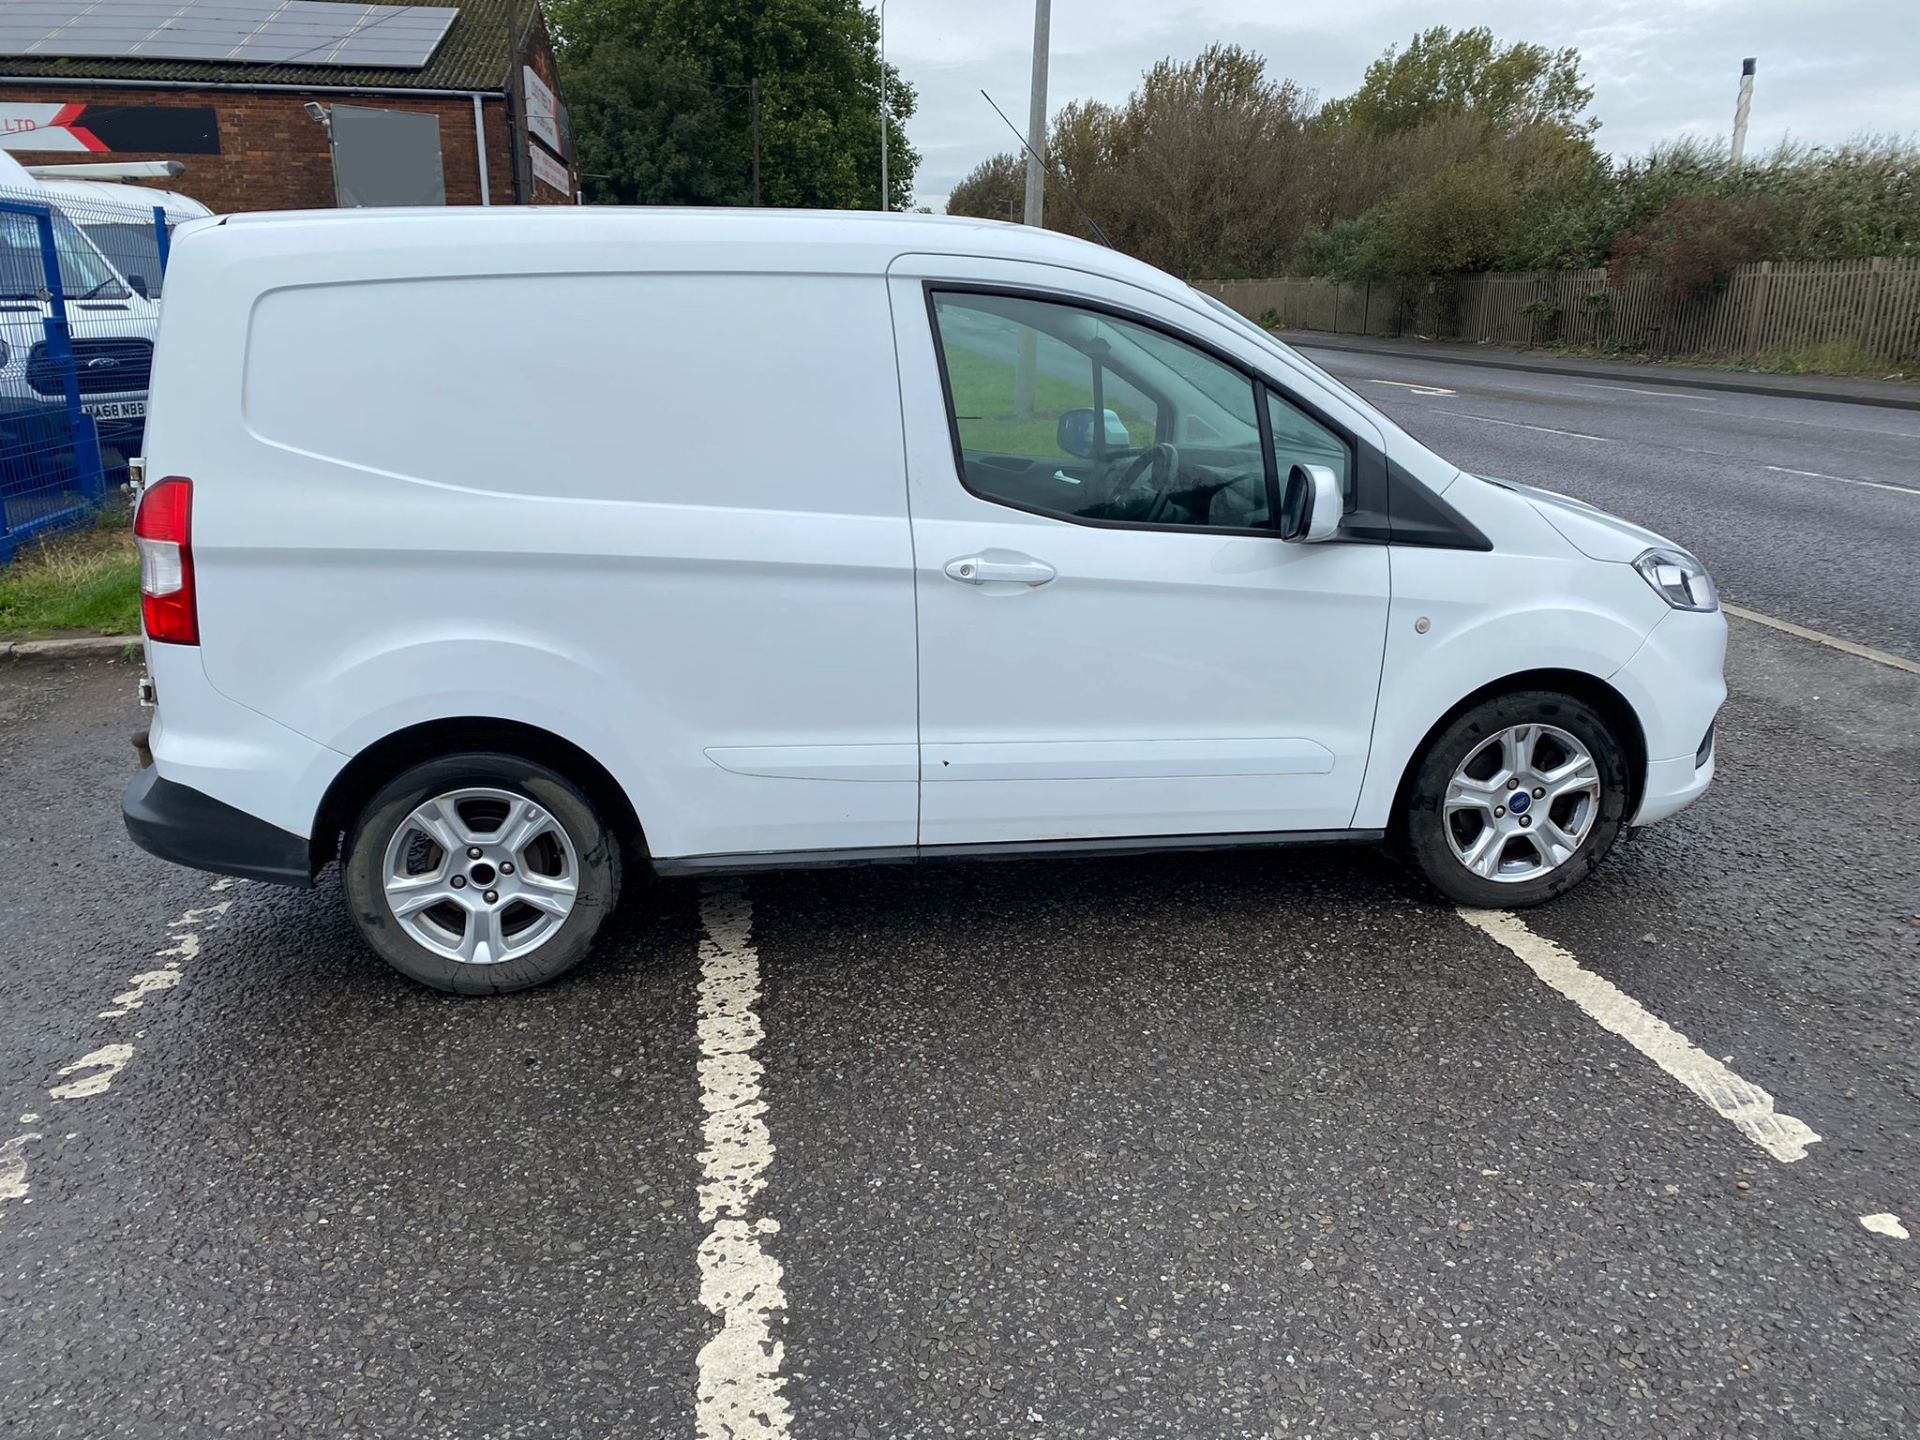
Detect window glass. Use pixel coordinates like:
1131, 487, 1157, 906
80, 222, 165, 298
0, 210, 129, 301
932, 291, 1272, 531
1266, 390, 1353, 501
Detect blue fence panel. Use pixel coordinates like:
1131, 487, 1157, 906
0, 182, 163, 564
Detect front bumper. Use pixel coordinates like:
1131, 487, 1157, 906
123, 765, 315, 888
1609, 607, 1727, 827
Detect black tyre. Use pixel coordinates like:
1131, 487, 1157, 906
1403, 690, 1631, 908
342, 751, 621, 994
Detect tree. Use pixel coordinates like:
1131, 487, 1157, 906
551, 0, 918, 209
947, 151, 1024, 221
1321, 26, 1595, 140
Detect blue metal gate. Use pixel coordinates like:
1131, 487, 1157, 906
0, 187, 170, 564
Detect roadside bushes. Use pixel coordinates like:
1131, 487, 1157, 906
946, 31, 1920, 289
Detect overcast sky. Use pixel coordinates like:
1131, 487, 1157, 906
885, 0, 1920, 212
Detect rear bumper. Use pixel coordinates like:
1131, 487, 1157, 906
123, 765, 314, 888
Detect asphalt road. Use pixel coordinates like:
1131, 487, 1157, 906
4, 366, 1918, 1439
1292, 344, 1920, 663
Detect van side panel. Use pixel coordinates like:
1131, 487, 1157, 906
178, 257, 918, 860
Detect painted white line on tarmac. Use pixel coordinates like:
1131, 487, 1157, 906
48, 1044, 134, 1101
1458, 908, 1822, 1163
1722, 604, 1920, 676
1688, 406, 1920, 440
1432, 409, 1616, 442
1571, 381, 1695, 400
1761, 464, 1920, 497
694, 880, 792, 1440
1364, 379, 1457, 396
0, 1130, 42, 1212
1860, 1213, 1910, 1240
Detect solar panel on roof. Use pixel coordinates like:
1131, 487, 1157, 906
0, 0, 460, 70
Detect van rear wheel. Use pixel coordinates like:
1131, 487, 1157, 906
1403, 690, 1631, 908
343, 752, 621, 994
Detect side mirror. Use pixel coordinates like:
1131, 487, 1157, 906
1278, 463, 1342, 543
1056, 407, 1131, 458
127, 274, 150, 300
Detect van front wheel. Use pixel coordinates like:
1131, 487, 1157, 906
1403, 691, 1631, 908
343, 752, 621, 994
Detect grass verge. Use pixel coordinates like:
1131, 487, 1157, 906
0, 516, 140, 640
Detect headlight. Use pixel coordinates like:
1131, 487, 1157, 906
1633, 548, 1718, 612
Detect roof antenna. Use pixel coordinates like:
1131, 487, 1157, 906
979, 89, 1114, 249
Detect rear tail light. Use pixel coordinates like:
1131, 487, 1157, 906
134, 476, 198, 646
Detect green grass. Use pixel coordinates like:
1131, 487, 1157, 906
1531, 338, 1913, 382
942, 345, 1155, 454
1751, 342, 1907, 378
0, 517, 140, 639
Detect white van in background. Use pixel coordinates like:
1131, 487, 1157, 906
0, 153, 168, 469
122, 208, 1726, 995
28, 168, 212, 302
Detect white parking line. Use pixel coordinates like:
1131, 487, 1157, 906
1723, 605, 1920, 676
1459, 909, 1821, 1163
694, 881, 792, 1440
0, 1129, 42, 1212
1432, 409, 1616, 443
49, 1044, 134, 1101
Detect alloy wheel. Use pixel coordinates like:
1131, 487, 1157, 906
380, 786, 580, 965
1443, 724, 1602, 884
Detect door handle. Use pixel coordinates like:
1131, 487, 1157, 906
944, 553, 1057, 587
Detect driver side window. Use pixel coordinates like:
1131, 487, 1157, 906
931, 291, 1269, 531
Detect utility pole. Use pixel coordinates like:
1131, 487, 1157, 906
1013, 0, 1050, 415
1021, 0, 1050, 229
750, 78, 762, 205
878, 1, 889, 210
1731, 57, 1756, 168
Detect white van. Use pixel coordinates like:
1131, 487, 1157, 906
0, 158, 164, 465
123, 209, 1725, 994
31, 174, 211, 303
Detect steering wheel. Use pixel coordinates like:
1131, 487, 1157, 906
1102, 442, 1182, 522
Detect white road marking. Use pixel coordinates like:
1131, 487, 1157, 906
1459, 909, 1822, 1163
1723, 604, 1920, 676
1860, 1213, 1910, 1240
99, 968, 183, 1019
1571, 381, 1694, 399
49, 1044, 135, 1101
1686, 405, 1920, 440
1432, 408, 1616, 442
1761, 464, 1920, 497
1, 1131, 42, 1210
694, 880, 791, 1440
1364, 379, 1457, 396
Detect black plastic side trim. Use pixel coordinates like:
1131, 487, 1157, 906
123, 767, 315, 888
653, 828, 1386, 877
1343, 459, 1493, 550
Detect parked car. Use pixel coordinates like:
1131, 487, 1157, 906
122, 209, 1725, 994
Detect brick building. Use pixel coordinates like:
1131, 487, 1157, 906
0, 0, 575, 212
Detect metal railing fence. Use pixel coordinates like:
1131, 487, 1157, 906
1, 183, 170, 564
1196, 259, 1920, 366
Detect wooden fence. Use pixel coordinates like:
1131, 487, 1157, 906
1198, 258, 1920, 365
